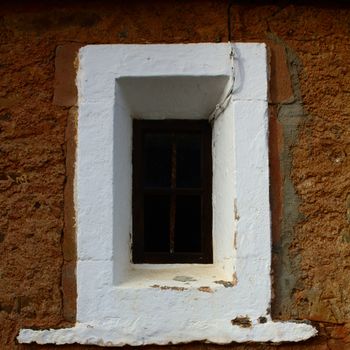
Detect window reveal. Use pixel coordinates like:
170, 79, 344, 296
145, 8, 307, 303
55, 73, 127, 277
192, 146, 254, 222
132, 120, 212, 263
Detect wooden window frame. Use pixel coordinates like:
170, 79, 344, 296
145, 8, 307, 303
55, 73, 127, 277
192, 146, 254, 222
132, 119, 212, 264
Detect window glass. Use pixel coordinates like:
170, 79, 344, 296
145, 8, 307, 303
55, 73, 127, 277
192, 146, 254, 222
133, 120, 212, 263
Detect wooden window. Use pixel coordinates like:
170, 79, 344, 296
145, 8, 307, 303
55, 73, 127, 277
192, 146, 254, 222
132, 120, 212, 263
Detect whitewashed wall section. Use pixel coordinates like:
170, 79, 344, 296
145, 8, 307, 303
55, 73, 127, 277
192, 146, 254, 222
18, 43, 317, 346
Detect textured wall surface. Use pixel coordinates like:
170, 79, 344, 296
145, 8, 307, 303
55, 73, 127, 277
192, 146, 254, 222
0, 1, 349, 349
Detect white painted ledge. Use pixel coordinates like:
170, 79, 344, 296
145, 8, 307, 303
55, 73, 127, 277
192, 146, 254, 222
18, 43, 317, 346
18, 322, 317, 346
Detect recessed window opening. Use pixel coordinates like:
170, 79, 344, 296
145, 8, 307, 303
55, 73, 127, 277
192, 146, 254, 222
132, 120, 212, 264
18, 43, 317, 347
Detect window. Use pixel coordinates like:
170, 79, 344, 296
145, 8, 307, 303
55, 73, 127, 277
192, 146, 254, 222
132, 120, 212, 264
18, 43, 316, 346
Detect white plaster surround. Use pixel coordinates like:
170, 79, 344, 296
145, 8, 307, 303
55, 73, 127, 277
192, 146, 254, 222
18, 43, 317, 346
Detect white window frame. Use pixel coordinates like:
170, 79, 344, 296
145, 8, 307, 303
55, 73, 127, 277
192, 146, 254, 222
18, 43, 316, 346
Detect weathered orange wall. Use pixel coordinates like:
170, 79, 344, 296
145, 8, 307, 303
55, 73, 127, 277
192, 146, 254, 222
0, 1, 349, 349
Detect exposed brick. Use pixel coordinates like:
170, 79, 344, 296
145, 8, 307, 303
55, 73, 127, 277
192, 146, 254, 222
53, 43, 82, 107
63, 107, 77, 262
62, 260, 76, 323
269, 105, 284, 247
268, 41, 294, 104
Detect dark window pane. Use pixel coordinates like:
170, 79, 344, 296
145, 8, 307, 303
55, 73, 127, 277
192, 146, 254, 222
133, 120, 212, 264
174, 196, 201, 252
176, 134, 201, 188
144, 195, 170, 252
143, 133, 172, 187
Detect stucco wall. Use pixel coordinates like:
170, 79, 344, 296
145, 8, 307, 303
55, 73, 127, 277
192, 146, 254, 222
0, 1, 349, 349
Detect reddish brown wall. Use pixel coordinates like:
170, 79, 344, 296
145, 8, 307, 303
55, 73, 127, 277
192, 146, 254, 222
0, 1, 349, 349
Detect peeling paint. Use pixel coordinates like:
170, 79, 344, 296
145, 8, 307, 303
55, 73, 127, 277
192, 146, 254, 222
233, 230, 237, 250
151, 285, 187, 291
231, 316, 252, 328
258, 316, 268, 324
234, 198, 240, 221
214, 280, 236, 288
198, 287, 213, 293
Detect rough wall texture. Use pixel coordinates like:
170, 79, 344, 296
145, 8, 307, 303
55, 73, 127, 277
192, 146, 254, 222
0, 1, 349, 349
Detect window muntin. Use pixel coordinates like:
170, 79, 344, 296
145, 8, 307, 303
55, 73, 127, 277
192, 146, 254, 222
132, 120, 212, 264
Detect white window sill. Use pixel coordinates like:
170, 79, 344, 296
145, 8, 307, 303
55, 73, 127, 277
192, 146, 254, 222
18, 43, 317, 346
118, 264, 230, 289
19, 322, 316, 346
